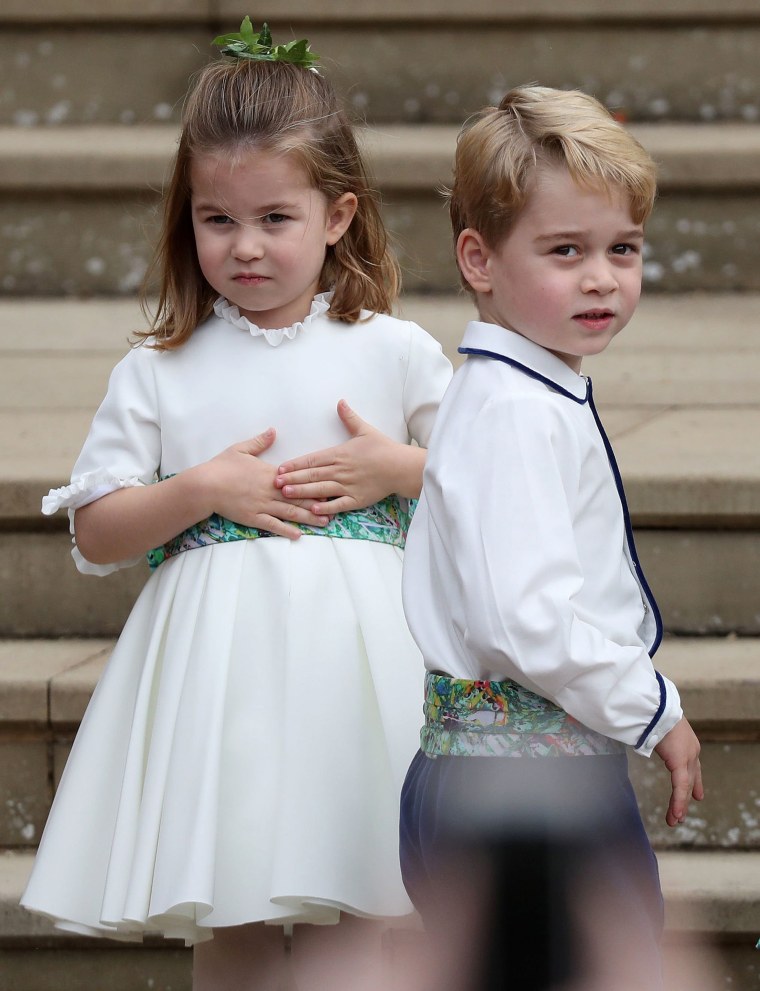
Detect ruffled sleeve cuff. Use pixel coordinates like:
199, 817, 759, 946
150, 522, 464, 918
42, 470, 146, 576
42, 468, 144, 516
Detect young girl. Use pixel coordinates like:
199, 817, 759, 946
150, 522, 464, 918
21, 21, 451, 990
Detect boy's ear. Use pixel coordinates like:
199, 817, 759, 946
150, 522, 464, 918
456, 228, 493, 293
326, 192, 358, 245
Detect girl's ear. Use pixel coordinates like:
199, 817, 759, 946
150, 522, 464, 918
456, 228, 493, 294
326, 192, 358, 245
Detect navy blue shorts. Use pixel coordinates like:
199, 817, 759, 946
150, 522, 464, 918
400, 750, 664, 990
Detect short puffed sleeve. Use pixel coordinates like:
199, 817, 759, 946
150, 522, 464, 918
42, 345, 161, 575
401, 322, 453, 446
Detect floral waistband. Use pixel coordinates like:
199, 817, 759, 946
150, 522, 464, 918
147, 492, 414, 570
421, 672, 624, 758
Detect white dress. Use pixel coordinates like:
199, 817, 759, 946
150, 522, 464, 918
21, 295, 452, 945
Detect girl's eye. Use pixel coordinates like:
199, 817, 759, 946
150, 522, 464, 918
209, 215, 233, 225
263, 213, 288, 225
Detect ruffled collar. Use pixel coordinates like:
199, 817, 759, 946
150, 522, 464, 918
213, 292, 332, 347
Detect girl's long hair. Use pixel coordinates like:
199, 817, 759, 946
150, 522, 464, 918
138, 59, 399, 349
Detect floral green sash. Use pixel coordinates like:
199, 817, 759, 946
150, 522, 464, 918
421, 673, 624, 758
147, 494, 413, 570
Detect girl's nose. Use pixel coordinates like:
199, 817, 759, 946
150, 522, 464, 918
231, 224, 264, 261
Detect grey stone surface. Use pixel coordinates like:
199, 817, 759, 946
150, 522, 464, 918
656, 636, 760, 724
612, 410, 760, 525
638, 530, 760, 634
6, 0, 760, 21
631, 742, 760, 849
0, 533, 146, 637
50, 650, 109, 725
0, 741, 49, 847
659, 851, 760, 933
0, 192, 158, 297
2, 21, 760, 125
0, 27, 208, 128
0, 946, 192, 991
0, 639, 105, 723
5, 0, 208, 17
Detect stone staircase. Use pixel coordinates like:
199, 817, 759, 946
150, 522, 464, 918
1, 1, 760, 989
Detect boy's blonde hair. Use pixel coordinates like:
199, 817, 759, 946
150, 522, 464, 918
139, 59, 400, 349
449, 86, 657, 286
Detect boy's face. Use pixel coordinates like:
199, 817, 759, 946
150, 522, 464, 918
459, 165, 644, 372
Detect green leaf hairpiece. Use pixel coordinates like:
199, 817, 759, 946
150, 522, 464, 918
212, 17, 320, 69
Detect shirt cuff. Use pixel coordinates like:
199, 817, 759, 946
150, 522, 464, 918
633, 672, 683, 757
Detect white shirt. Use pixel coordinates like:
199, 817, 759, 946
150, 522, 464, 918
402, 321, 682, 757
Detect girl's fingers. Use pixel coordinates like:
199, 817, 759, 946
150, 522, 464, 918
310, 496, 353, 514
277, 452, 339, 478
255, 516, 302, 540
280, 481, 344, 499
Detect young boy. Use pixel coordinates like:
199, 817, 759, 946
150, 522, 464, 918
400, 86, 703, 985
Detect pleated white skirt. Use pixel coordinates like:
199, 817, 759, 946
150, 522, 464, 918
21, 536, 422, 944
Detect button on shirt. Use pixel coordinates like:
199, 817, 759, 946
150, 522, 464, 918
402, 321, 682, 757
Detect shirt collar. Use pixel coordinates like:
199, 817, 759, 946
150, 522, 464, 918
459, 321, 590, 403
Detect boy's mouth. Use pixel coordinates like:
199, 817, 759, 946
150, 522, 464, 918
574, 309, 614, 329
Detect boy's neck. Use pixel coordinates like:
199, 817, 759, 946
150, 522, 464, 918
473, 308, 584, 376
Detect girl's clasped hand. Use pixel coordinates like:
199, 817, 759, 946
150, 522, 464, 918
196, 398, 424, 539
276, 399, 427, 515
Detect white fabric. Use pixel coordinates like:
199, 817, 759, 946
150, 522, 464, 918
42, 469, 147, 575
402, 321, 682, 758
22, 303, 452, 943
212, 290, 331, 347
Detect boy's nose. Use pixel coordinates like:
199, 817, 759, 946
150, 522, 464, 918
581, 261, 618, 294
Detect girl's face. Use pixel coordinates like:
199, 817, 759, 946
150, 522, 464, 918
190, 149, 356, 330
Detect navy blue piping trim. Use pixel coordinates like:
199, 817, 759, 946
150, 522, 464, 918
458, 348, 589, 404
585, 379, 663, 658
635, 671, 667, 751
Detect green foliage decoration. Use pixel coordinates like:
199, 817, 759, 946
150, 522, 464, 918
212, 17, 319, 68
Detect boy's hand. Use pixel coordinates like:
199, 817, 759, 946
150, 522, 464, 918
275, 400, 424, 512
653, 717, 704, 827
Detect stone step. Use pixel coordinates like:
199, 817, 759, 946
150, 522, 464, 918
0, 636, 757, 850
1, 846, 757, 990
1, 123, 760, 294
2, 293, 760, 635
2, 1, 760, 127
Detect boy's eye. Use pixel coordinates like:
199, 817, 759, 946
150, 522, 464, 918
612, 242, 640, 256
554, 245, 579, 257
